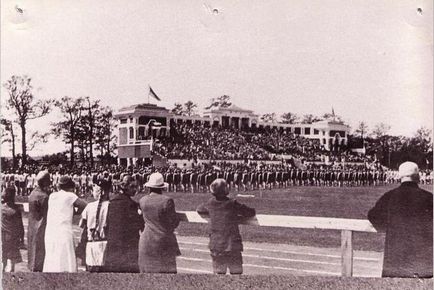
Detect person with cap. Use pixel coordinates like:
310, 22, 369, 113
368, 161, 433, 278
2, 186, 24, 272
27, 170, 51, 272
196, 178, 255, 275
138, 172, 180, 273
43, 176, 87, 272
105, 174, 143, 273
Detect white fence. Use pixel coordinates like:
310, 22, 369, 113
177, 211, 377, 277
18, 203, 377, 277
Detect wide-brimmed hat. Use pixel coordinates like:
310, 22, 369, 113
144, 172, 168, 189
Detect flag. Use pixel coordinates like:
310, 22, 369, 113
149, 86, 161, 101
332, 107, 335, 116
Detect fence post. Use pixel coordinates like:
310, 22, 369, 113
341, 230, 353, 277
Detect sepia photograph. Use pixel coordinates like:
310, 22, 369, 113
1, 0, 433, 289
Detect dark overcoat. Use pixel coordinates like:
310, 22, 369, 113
27, 187, 49, 271
197, 197, 255, 254
138, 193, 180, 272
105, 194, 144, 272
368, 182, 433, 278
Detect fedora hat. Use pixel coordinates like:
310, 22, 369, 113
144, 172, 168, 189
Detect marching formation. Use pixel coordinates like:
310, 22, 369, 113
2, 163, 432, 198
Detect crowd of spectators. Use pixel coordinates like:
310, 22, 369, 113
154, 123, 373, 164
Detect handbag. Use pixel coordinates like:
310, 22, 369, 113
85, 206, 108, 267
85, 239, 107, 266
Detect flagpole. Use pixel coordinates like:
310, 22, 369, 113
148, 85, 150, 104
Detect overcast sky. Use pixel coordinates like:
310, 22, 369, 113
1, 0, 433, 156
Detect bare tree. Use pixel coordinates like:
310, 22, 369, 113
51, 96, 84, 169
260, 113, 277, 123
301, 114, 321, 124
171, 103, 183, 115
183, 100, 197, 116
1, 118, 17, 170
3, 75, 53, 168
372, 122, 391, 139
95, 106, 117, 165
281, 112, 298, 124
205, 95, 232, 109
354, 121, 369, 144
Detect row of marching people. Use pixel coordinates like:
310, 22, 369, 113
2, 170, 255, 275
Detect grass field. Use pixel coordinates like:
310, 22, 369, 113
147, 184, 433, 252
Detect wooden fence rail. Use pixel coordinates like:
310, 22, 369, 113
18, 203, 377, 277
177, 211, 377, 277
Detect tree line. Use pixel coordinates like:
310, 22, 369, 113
2, 75, 116, 170
1, 75, 432, 170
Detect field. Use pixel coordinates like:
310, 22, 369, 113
14, 184, 433, 278
142, 184, 432, 251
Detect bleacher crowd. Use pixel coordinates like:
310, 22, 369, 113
154, 123, 368, 162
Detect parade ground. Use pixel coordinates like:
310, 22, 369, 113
14, 184, 433, 276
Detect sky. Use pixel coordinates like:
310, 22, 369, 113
1, 0, 433, 156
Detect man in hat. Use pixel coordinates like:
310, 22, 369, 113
197, 179, 255, 275
27, 170, 51, 272
138, 172, 180, 273
368, 161, 433, 278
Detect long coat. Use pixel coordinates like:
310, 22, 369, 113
2, 203, 24, 263
368, 182, 433, 278
197, 197, 255, 254
27, 187, 49, 271
138, 193, 180, 273
105, 194, 144, 272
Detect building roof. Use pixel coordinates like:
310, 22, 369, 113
118, 103, 168, 112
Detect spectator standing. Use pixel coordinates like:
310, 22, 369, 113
79, 180, 111, 272
105, 175, 143, 272
138, 172, 181, 273
43, 176, 87, 272
197, 179, 255, 275
368, 161, 433, 278
1, 186, 24, 272
27, 170, 51, 272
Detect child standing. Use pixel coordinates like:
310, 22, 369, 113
1, 186, 25, 272
197, 178, 255, 275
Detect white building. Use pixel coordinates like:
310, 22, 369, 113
114, 103, 350, 164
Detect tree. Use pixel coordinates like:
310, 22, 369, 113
171, 103, 183, 115
3, 75, 53, 169
82, 97, 101, 168
322, 112, 343, 122
1, 118, 17, 170
51, 96, 84, 169
260, 113, 277, 123
301, 114, 321, 124
183, 101, 197, 116
205, 95, 232, 109
413, 126, 432, 153
354, 121, 369, 148
281, 112, 298, 124
372, 123, 391, 139
95, 106, 117, 165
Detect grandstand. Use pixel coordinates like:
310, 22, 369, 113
114, 103, 352, 166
